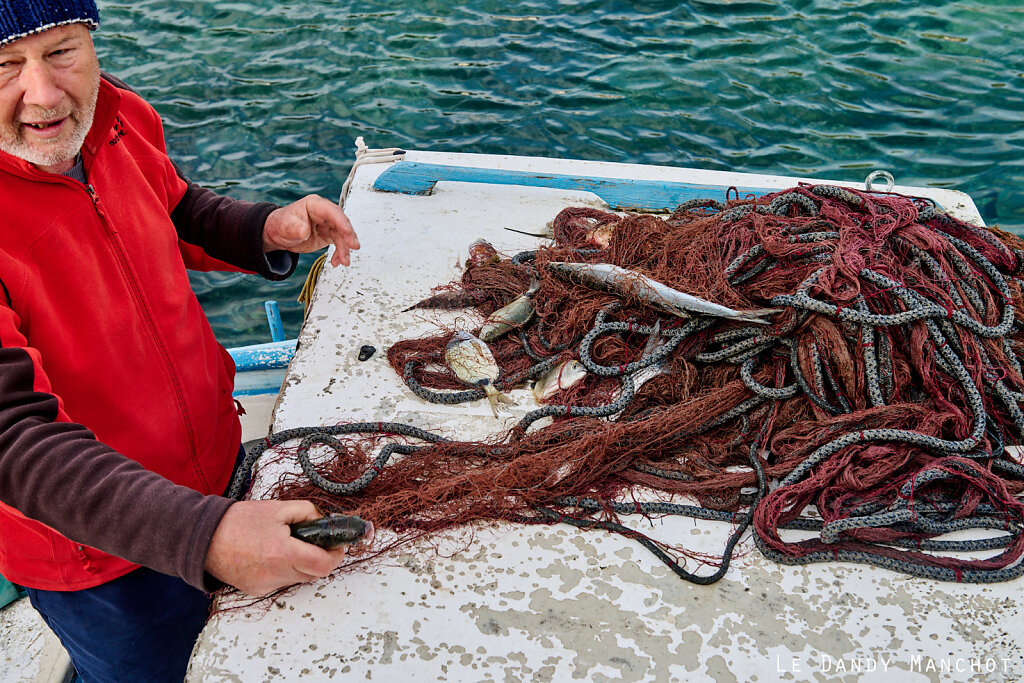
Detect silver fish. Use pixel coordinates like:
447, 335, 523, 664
609, 320, 671, 421
628, 321, 671, 389
479, 278, 540, 342
444, 331, 516, 418
547, 261, 779, 325
533, 359, 588, 403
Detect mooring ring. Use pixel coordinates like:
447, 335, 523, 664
865, 169, 895, 193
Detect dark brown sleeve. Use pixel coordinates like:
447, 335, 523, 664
170, 182, 298, 280
0, 344, 234, 590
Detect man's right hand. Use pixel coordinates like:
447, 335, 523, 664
204, 499, 349, 596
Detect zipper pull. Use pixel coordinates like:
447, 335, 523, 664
85, 183, 111, 226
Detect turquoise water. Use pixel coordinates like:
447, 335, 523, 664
94, 0, 1024, 347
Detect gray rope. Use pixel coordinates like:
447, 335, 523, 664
228, 422, 450, 500
263, 187, 1024, 585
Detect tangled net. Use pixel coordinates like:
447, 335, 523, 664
234, 183, 1024, 584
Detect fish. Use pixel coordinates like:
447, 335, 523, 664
546, 261, 780, 325
290, 514, 371, 549
585, 223, 615, 248
628, 320, 671, 390
533, 359, 588, 402
608, 321, 672, 421
444, 331, 516, 418
479, 278, 540, 342
402, 288, 478, 312
467, 238, 500, 267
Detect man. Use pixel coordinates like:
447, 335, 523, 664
0, 2, 359, 680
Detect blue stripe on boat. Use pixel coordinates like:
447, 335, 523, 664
372, 161, 775, 211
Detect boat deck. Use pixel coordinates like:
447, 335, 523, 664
0, 598, 73, 683
187, 151, 1022, 682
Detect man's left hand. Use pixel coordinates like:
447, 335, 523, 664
263, 194, 360, 267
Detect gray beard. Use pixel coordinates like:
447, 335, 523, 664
0, 74, 99, 169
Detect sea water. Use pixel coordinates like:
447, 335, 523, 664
94, 0, 1024, 346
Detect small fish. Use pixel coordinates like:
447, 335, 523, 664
609, 321, 671, 421
402, 289, 478, 312
629, 320, 671, 389
547, 262, 779, 325
533, 359, 588, 402
444, 331, 516, 418
467, 238, 500, 267
585, 223, 615, 248
290, 514, 371, 549
479, 278, 540, 342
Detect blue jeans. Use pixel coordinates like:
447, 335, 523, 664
26, 567, 211, 683
24, 446, 246, 682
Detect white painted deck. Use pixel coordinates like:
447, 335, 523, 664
0, 598, 73, 683
187, 151, 1023, 682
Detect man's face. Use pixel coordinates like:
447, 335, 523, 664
0, 24, 100, 174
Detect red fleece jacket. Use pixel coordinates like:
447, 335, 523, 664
0, 75, 294, 591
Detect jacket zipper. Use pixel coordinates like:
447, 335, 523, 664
85, 183, 211, 492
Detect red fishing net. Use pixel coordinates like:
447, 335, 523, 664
257, 183, 1024, 583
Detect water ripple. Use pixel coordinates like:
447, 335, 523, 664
94, 0, 1024, 345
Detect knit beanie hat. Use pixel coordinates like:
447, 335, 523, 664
0, 1, 99, 48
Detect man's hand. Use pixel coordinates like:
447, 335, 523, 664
205, 500, 349, 596
263, 194, 360, 267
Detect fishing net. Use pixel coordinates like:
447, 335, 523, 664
234, 183, 1024, 583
